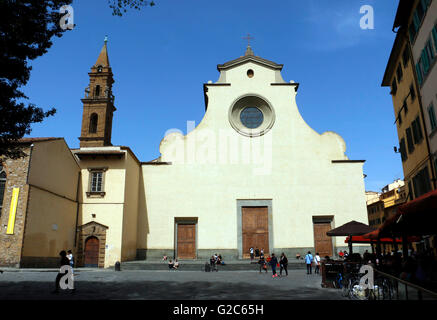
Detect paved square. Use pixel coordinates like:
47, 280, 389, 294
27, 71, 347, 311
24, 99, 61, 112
0, 269, 345, 300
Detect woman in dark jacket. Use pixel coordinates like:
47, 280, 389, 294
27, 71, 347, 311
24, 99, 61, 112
280, 253, 288, 276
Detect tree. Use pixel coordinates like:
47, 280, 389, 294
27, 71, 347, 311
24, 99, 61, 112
108, 0, 155, 16
0, 0, 156, 161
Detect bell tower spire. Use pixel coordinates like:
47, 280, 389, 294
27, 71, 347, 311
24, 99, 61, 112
79, 37, 116, 148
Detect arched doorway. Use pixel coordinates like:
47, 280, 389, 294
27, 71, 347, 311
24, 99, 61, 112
84, 236, 99, 267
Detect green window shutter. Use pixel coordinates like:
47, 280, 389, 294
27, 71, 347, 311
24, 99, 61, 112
421, 0, 428, 11
412, 119, 419, 144
413, 12, 421, 31
400, 138, 408, 162
429, 104, 437, 130
416, 62, 423, 85
434, 158, 437, 178
433, 27, 437, 51
406, 127, 415, 153
422, 49, 430, 74
415, 116, 423, 141
427, 40, 435, 61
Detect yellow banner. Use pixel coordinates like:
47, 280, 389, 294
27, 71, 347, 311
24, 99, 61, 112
6, 188, 20, 235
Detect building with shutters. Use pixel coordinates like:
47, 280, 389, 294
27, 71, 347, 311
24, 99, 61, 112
0, 41, 369, 268
382, 0, 437, 202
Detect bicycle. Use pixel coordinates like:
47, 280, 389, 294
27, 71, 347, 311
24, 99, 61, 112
341, 272, 362, 298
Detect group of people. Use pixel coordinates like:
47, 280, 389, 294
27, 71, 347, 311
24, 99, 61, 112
162, 255, 180, 270
257, 252, 289, 277
249, 247, 265, 262
304, 251, 321, 275
209, 253, 224, 271
362, 248, 437, 291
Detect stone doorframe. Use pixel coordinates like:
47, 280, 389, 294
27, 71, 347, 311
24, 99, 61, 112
76, 221, 108, 268
236, 199, 273, 259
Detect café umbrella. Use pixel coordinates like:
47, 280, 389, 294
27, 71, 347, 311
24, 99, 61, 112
326, 221, 375, 254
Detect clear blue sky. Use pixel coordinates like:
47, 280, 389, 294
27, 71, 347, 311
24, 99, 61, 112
22, 0, 402, 192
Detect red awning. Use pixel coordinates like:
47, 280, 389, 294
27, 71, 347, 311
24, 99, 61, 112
346, 235, 420, 244
398, 189, 437, 215
378, 189, 437, 236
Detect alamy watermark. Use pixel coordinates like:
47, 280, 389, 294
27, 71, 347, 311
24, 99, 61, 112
360, 5, 374, 30
359, 265, 374, 289
161, 121, 273, 176
59, 5, 74, 30
59, 265, 74, 290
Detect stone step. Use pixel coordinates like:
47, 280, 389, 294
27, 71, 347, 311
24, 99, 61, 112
121, 260, 307, 271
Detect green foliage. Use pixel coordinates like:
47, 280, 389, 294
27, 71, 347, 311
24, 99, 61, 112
0, 0, 155, 160
0, 0, 73, 159
108, 0, 156, 16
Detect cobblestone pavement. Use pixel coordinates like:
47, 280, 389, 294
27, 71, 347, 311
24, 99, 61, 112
0, 269, 345, 300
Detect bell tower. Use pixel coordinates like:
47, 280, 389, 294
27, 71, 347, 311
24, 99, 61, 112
79, 37, 116, 148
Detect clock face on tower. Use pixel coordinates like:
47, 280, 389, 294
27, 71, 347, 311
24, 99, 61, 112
229, 95, 275, 137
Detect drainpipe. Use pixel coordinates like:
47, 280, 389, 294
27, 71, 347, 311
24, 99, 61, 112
73, 170, 81, 248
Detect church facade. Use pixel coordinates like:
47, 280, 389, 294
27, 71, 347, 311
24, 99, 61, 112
0, 42, 368, 268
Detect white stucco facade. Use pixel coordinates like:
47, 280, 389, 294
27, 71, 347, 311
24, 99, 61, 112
138, 50, 368, 259
71, 49, 368, 265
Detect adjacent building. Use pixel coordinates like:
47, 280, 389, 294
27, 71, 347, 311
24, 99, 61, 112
382, 0, 436, 202
367, 180, 406, 229
0, 138, 80, 267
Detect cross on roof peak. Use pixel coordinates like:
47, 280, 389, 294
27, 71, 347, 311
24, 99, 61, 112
243, 33, 254, 47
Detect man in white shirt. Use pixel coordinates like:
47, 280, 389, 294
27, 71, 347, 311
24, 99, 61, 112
314, 253, 321, 274
249, 247, 254, 262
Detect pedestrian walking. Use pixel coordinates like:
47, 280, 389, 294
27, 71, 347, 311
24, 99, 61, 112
67, 250, 74, 275
52, 250, 72, 293
258, 254, 267, 273
279, 253, 288, 276
249, 247, 254, 262
314, 252, 321, 274
305, 251, 313, 274
255, 247, 260, 258
269, 253, 278, 278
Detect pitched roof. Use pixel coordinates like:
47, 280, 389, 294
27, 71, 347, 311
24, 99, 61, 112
217, 46, 283, 71
17, 137, 63, 144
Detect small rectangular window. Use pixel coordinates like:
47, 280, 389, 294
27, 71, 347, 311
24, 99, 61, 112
391, 78, 398, 95
402, 47, 410, 66
412, 166, 431, 198
396, 64, 403, 83
90, 171, 104, 192
399, 138, 408, 162
408, 181, 414, 200
410, 84, 416, 101
403, 100, 408, 115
